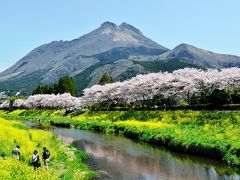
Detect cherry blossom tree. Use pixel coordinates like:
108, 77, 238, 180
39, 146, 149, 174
82, 68, 240, 107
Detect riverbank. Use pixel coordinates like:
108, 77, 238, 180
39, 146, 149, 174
1, 109, 240, 167
0, 116, 97, 179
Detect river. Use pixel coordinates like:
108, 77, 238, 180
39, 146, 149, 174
24, 121, 240, 180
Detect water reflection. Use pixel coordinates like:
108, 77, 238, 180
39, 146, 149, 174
52, 129, 240, 180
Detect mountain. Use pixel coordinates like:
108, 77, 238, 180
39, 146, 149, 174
0, 22, 168, 95
1, 22, 240, 96
158, 43, 240, 68
0, 21, 167, 83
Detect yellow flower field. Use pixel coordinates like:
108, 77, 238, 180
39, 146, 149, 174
0, 117, 96, 179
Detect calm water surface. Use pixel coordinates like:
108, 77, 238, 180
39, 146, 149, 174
24, 121, 240, 180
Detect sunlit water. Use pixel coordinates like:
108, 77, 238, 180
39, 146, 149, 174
24, 121, 240, 180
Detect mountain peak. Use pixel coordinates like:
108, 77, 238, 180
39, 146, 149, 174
100, 21, 117, 29
99, 21, 143, 35
175, 43, 195, 50
119, 22, 142, 35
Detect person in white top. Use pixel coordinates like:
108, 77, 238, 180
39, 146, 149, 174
12, 145, 21, 160
32, 150, 40, 170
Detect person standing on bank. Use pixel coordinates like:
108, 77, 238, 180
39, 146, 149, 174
42, 147, 50, 170
32, 150, 40, 170
12, 145, 21, 160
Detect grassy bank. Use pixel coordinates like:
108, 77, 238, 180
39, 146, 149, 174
0, 116, 97, 179
1, 109, 240, 167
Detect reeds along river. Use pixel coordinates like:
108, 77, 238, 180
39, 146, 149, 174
46, 127, 240, 180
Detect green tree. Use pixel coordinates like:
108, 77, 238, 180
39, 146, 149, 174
99, 73, 113, 85
231, 89, 240, 104
57, 76, 77, 96
32, 76, 77, 96
32, 85, 44, 95
209, 89, 230, 106
32, 85, 49, 95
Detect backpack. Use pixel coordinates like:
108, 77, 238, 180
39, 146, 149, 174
43, 150, 50, 159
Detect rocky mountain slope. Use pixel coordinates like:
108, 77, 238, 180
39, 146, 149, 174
158, 43, 240, 68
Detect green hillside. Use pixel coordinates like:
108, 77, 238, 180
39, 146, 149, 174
133, 59, 203, 73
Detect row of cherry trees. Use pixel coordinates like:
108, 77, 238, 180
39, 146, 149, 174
0, 93, 83, 110
83, 68, 240, 108
1, 68, 240, 110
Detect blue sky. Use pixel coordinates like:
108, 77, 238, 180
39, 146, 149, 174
0, 0, 239, 72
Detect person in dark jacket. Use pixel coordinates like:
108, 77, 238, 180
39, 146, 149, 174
42, 147, 50, 170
